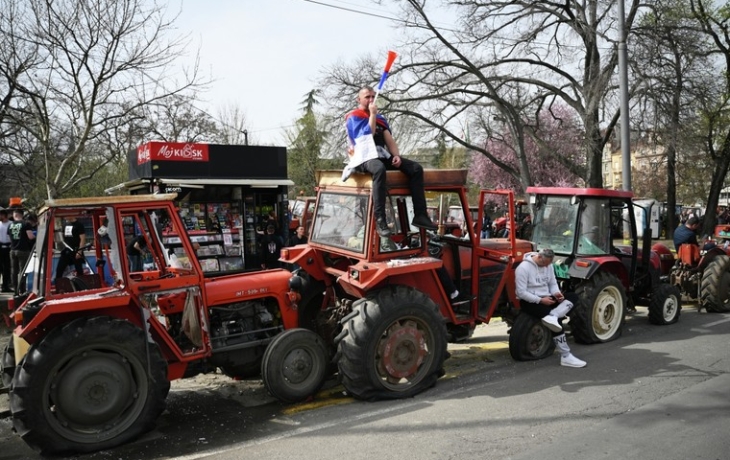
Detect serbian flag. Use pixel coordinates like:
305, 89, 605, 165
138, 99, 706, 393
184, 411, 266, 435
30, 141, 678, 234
342, 110, 392, 180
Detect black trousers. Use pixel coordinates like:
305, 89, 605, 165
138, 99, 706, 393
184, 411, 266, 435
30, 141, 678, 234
0, 246, 11, 289
355, 157, 427, 221
55, 249, 84, 279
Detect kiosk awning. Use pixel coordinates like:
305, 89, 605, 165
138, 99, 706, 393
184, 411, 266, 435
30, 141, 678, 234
105, 177, 294, 194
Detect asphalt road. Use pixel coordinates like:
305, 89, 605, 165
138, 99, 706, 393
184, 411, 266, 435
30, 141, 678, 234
1, 304, 729, 460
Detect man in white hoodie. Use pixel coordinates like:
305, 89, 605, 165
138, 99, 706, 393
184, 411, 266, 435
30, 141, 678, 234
515, 248, 586, 368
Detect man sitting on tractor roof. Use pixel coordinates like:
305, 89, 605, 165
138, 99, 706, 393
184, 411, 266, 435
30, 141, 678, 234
343, 86, 437, 237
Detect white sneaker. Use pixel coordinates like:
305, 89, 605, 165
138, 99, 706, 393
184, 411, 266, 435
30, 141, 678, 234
541, 315, 563, 333
561, 353, 587, 368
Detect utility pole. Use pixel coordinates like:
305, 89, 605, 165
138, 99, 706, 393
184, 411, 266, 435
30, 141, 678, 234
618, 0, 631, 191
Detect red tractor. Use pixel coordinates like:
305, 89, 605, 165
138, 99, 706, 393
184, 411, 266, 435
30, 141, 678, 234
667, 224, 730, 312
279, 170, 538, 400
1, 195, 305, 454
526, 187, 682, 344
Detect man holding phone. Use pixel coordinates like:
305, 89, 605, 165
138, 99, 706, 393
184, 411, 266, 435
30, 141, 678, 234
515, 248, 586, 368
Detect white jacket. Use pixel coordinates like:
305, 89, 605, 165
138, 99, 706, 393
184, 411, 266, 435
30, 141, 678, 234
515, 252, 560, 303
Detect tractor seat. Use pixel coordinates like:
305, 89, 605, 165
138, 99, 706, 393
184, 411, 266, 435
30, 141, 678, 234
677, 243, 700, 266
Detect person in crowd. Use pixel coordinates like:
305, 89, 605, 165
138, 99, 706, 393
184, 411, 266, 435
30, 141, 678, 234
0, 209, 12, 292
126, 233, 149, 272
259, 224, 284, 269
344, 86, 438, 237
673, 215, 700, 251
289, 225, 308, 246
717, 207, 729, 225
97, 217, 112, 249
515, 248, 586, 368
8, 210, 36, 291
55, 215, 86, 281
481, 211, 492, 239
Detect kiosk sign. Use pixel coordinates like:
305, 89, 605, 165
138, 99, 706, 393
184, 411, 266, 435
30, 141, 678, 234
137, 142, 210, 165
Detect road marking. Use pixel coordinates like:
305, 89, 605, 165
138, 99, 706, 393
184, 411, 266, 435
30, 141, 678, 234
702, 317, 730, 328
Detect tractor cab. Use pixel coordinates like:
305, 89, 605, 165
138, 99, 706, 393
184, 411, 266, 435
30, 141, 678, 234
526, 187, 681, 344
529, 189, 636, 262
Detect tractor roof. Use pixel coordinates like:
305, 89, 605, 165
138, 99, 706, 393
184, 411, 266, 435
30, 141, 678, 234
316, 169, 468, 189
526, 186, 634, 199
41, 193, 178, 211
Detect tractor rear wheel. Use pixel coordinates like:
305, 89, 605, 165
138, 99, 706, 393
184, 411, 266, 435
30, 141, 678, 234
508, 313, 556, 361
648, 284, 682, 325
9, 316, 169, 455
1, 339, 15, 388
334, 285, 447, 401
700, 254, 730, 312
572, 272, 626, 344
261, 328, 330, 403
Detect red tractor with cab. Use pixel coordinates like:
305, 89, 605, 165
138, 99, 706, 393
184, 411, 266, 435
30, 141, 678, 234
278, 170, 538, 401
526, 187, 682, 344
2, 194, 303, 454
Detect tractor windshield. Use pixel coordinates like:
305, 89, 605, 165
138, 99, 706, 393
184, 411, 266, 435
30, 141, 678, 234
531, 196, 579, 254
310, 192, 369, 252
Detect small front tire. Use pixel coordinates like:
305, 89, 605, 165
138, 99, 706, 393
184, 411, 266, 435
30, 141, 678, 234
261, 328, 330, 403
648, 284, 682, 325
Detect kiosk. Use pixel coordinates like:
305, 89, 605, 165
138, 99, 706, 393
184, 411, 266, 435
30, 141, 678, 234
107, 141, 293, 272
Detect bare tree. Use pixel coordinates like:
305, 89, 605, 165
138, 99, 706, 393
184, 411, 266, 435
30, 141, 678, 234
630, 0, 715, 237
688, 0, 730, 234
0, 0, 205, 199
140, 93, 220, 143
322, 0, 640, 189
214, 103, 254, 145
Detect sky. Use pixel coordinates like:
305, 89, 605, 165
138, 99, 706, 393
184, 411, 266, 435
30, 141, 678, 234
174, 0, 406, 145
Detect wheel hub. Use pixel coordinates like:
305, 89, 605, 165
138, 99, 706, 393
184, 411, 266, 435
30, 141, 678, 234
594, 289, 620, 334
282, 348, 314, 384
663, 298, 677, 320
52, 353, 134, 426
380, 322, 427, 379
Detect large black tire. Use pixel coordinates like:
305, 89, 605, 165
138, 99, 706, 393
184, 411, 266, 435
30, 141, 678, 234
648, 284, 682, 325
261, 328, 330, 403
508, 313, 556, 361
572, 272, 626, 344
700, 254, 730, 312
9, 316, 169, 455
334, 285, 448, 401
2, 339, 15, 388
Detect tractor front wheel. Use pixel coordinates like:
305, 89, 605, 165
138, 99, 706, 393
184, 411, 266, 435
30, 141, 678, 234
648, 284, 682, 325
261, 328, 330, 403
572, 272, 626, 344
508, 313, 556, 361
9, 316, 169, 455
334, 285, 447, 401
700, 254, 730, 312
